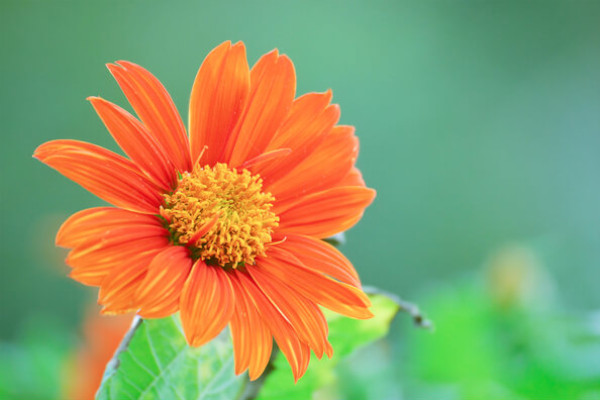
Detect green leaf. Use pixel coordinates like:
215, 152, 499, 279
96, 315, 246, 400
255, 291, 410, 400
96, 291, 424, 400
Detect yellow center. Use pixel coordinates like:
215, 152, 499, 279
160, 163, 278, 267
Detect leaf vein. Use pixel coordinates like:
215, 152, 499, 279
135, 343, 188, 400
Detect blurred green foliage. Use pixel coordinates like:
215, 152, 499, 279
0, 317, 73, 400
329, 245, 600, 400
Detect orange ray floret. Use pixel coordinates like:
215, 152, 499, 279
255, 91, 340, 186
88, 97, 176, 191
107, 61, 191, 173
189, 41, 250, 166
229, 276, 273, 380
35, 40, 375, 381
136, 246, 193, 318
180, 260, 235, 347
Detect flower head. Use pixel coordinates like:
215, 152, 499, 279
34, 41, 375, 381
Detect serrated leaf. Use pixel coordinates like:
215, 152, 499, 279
255, 292, 403, 400
96, 315, 246, 400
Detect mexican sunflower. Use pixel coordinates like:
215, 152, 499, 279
34, 41, 375, 381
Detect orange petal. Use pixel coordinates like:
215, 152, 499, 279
255, 91, 339, 184
34, 140, 163, 214
234, 272, 310, 381
107, 61, 191, 173
57, 207, 162, 248
224, 50, 296, 167
97, 244, 167, 313
67, 234, 167, 268
276, 186, 376, 238
337, 167, 366, 187
88, 97, 176, 190
189, 41, 250, 166
187, 212, 221, 247
136, 246, 192, 318
68, 236, 168, 287
228, 271, 273, 380
268, 125, 358, 205
248, 265, 330, 359
259, 247, 373, 320
180, 261, 235, 347
69, 263, 115, 287
275, 233, 361, 288
241, 148, 291, 170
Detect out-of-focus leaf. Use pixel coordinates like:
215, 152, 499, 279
96, 315, 246, 400
255, 293, 402, 400
404, 279, 600, 400
0, 317, 72, 400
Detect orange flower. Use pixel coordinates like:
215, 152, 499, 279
34, 41, 375, 381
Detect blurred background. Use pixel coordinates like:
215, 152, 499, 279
1, 1, 599, 399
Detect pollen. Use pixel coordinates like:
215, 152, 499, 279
160, 163, 278, 267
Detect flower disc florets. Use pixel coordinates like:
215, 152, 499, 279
160, 163, 278, 267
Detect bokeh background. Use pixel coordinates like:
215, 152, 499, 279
1, 1, 599, 399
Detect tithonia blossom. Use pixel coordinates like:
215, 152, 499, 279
34, 41, 375, 381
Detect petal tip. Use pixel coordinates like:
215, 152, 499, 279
231, 40, 246, 50
32, 142, 51, 161
114, 60, 139, 72
366, 187, 377, 201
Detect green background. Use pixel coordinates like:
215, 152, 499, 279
1, 0, 599, 398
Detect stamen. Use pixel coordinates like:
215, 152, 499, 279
160, 163, 278, 267
196, 145, 208, 164
268, 236, 287, 247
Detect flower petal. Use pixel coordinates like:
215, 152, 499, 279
67, 234, 167, 269
88, 97, 176, 190
268, 125, 358, 205
107, 61, 191, 173
259, 247, 373, 319
97, 242, 168, 313
276, 186, 376, 238
240, 148, 291, 170
254, 91, 339, 184
34, 140, 163, 214
189, 41, 250, 166
224, 50, 296, 167
228, 272, 273, 380
180, 261, 235, 347
337, 167, 366, 187
56, 207, 162, 248
274, 233, 361, 288
248, 265, 330, 359
234, 272, 310, 381
136, 246, 192, 318
68, 236, 169, 287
